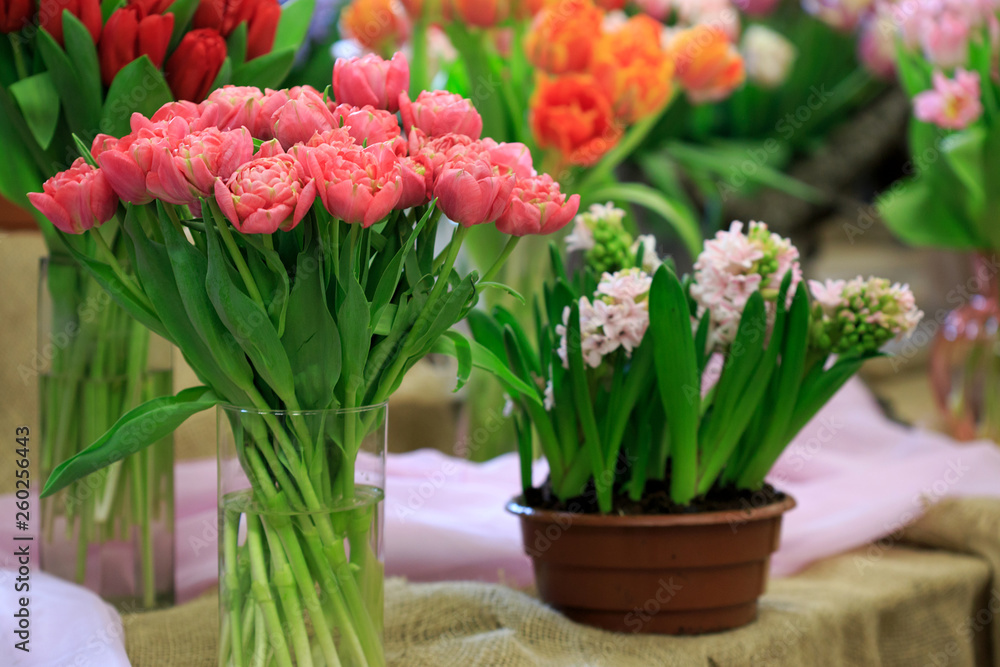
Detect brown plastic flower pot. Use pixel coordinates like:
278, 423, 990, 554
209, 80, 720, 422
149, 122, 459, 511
507, 495, 796, 635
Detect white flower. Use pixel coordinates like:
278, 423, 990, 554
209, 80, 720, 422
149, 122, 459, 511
597, 268, 653, 302
565, 216, 595, 253
630, 234, 662, 273
543, 379, 555, 412
741, 25, 797, 89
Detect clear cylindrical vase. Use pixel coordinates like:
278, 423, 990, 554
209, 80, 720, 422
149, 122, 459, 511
218, 403, 387, 667
38, 256, 175, 609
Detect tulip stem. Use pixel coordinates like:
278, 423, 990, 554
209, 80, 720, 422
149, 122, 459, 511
481, 236, 520, 283
87, 228, 154, 312
8, 35, 28, 80
208, 199, 267, 312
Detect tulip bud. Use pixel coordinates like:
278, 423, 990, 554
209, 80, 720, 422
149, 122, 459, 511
99, 4, 174, 86
1, 0, 34, 33
193, 0, 280, 60
28, 158, 119, 234
40, 0, 102, 45
165, 28, 227, 102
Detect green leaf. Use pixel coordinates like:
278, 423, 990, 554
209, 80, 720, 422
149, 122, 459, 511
477, 281, 525, 304
649, 265, 699, 504
232, 47, 296, 88
101, 56, 173, 137
877, 176, 981, 250
337, 272, 371, 402
101, 0, 124, 22
227, 22, 248, 69
283, 248, 342, 409
586, 182, 702, 259
210, 57, 233, 91
62, 13, 102, 115
466, 308, 506, 361
72, 133, 98, 166
36, 27, 100, 136
369, 204, 433, 328
431, 334, 539, 401
165, 0, 200, 51
204, 208, 298, 406
42, 387, 221, 497
441, 330, 471, 392
274, 0, 316, 53
9, 73, 60, 150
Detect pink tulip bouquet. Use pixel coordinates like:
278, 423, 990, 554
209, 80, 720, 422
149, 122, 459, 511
477, 211, 921, 512
34, 53, 577, 666
875, 2, 1000, 252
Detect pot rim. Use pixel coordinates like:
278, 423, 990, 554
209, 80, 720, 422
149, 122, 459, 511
506, 493, 796, 527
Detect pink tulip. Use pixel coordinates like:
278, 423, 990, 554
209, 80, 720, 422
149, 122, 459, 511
91, 133, 119, 159
206, 86, 271, 137
300, 142, 402, 226
147, 127, 255, 205
150, 100, 226, 131
97, 115, 191, 204
28, 159, 118, 234
399, 90, 483, 139
919, 11, 971, 69
914, 69, 983, 130
330, 103, 401, 146
857, 14, 896, 80
397, 154, 433, 209
496, 173, 579, 236
333, 52, 410, 113
301, 127, 357, 149
272, 88, 337, 150
433, 154, 515, 227
734, 0, 781, 16
480, 138, 535, 180
214, 152, 317, 234
409, 130, 479, 178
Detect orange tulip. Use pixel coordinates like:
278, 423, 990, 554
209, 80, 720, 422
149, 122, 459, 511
453, 0, 508, 27
341, 0, 411, 58
524, 0, 603, 74
667, 24, 745, 103
591, 15, 674, 122
530, 73, 621, 167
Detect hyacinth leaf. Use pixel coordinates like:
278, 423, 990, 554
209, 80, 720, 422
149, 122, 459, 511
204, 207, 298, 408
9, 73, 60, 150
274, 0, 315, 53
101, 0, 124, 22
603, 339, 654, 471
283, 249, 342, 409
41, 387, 222, 497
466, 309, 506, 361
159, 208, 255, 400
36, 28, 99, 136
649, 265, 699, 505
477, 281, 525, 304
514, 415, 533, 493
227, 22, 248, 69
694, 313, 710, 376
548, 242, 570, 286
440, 330, 471, 392
165, 0, 199, 50
62, 13, 101, 116
983, 126, 1000, 249
566, 302, 610, 512
493, 305, 541, 377
232, 47, 296, 89
786, 354, 868, 441
103, 56, 173, 137
430, 333, 538, 401
587, 182, 702, 259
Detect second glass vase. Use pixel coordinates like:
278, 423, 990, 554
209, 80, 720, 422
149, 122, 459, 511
218, 403, 387, 667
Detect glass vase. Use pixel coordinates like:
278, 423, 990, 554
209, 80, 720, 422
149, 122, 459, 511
929, 253, 1000, 442
218, 403, 387, 667
38, 256, 175, 609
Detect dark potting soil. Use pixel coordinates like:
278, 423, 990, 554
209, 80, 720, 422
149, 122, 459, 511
522, 477, 784, 516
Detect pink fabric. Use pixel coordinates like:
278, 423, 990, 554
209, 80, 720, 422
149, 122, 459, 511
4, 378, 1000, 610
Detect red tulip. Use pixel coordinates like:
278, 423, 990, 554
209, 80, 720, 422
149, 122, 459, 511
193, 0, 280, 60
99, 3, 174, 86
496, 173, 579, 236
165, 28, 227, 102
28, 159, 118, 234
433, 153, 515, 227
40, 0, 101, 45
1, 0, 34, 33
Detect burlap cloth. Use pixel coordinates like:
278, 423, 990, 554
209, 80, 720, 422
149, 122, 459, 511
114, 498, 1000, 667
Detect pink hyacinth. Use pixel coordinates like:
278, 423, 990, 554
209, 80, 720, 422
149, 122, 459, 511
29, 159, 119, 234
495, 174, 580, 236
330, 104, 402, 146
333, 53, 410, 113
914, 69, 983, 130
214, 151, 317, 234
399, 90, 483, 140
299, 142, 402, 227
146, 127, 254, 206
690, 220, 802, 349
433, 154, 515, 227
97, 115, 191, 204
